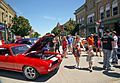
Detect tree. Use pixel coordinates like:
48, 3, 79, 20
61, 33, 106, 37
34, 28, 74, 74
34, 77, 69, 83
11, 16, 32, 37
31, 32, 41, 38
51, 19, 76, 36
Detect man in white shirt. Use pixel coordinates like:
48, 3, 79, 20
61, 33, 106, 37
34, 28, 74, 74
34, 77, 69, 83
112, 31, 118, 65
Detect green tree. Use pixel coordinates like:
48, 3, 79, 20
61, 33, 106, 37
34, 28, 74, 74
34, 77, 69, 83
51, 18, 76, 36
31, 32, 41, 38
51, 26, 61, 36
11, 16, 32, 37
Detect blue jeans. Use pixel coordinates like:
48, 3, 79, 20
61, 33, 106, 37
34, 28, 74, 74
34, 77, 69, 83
112, 48, 118, 64
103, 49, 112, 69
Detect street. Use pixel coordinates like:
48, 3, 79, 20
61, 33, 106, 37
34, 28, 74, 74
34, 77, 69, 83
0, 51, 120, 83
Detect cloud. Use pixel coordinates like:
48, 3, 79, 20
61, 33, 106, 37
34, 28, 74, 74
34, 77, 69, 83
43, 16, 62, 21
43, 16, 56, 20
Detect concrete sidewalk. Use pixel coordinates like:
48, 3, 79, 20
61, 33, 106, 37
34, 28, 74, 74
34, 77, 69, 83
46, 51, 120, 83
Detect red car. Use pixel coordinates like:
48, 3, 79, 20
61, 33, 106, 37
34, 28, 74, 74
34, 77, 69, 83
0, 34, 62, 80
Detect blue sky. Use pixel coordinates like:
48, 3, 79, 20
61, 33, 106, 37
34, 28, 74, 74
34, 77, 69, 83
5, 0, 85, 36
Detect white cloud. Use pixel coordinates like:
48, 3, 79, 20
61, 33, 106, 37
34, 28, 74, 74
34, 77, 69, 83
43, 16, 56, 20
43, 16, 62, 21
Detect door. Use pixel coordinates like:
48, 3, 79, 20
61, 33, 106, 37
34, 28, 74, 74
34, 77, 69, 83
0, 47, 15, 69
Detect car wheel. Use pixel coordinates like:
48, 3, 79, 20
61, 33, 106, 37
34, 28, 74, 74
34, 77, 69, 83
23, 66, 38, 80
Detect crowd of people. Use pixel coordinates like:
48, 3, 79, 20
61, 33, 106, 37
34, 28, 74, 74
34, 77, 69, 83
43, 30, 119, 72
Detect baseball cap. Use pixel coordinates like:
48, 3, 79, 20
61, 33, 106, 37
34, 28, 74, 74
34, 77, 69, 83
112, 31, 116, 34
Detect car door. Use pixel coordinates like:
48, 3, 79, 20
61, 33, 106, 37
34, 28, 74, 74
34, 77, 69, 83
0, 47, 15, 69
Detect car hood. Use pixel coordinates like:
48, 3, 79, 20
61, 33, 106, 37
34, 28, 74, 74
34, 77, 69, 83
25, 34, 54, 54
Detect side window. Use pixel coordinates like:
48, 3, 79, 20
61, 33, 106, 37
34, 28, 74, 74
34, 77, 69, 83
0, 48, 11, 56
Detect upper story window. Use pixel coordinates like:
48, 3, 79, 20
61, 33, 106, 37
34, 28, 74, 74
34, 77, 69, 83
100, 6, 104, 20
112, 0, 118, 16
87, 13, 94, 23
105, 3, 110, 18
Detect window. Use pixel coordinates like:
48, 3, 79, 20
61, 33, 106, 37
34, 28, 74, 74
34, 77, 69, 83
87, 13, 94, 23
100, 12, 104, 19
106, 3, 110, 18
106, 10, 110, 17
113, 7, 118, 16
100, 6, 104, 20
112, 0, 118, 16
0, 48, 11, 55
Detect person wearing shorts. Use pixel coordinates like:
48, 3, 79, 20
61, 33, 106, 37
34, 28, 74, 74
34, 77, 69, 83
73, 36, 81, 69
86, 45, 94, 72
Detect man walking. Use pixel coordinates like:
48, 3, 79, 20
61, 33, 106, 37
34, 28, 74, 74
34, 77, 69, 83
101, 30, 114, 70
111, 31, 118, 65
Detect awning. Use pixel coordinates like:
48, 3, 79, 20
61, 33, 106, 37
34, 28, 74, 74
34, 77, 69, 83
104, 18, 120, 24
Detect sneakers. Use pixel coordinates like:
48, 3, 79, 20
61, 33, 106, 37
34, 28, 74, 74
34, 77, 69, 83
77, 66, 81, 69
88, 67, 93, 72
75, 65, 80, 69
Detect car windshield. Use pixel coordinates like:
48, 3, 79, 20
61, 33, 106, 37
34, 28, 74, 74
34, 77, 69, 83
11, 45, 30, 55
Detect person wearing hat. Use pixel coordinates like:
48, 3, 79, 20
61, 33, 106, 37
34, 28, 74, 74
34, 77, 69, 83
101, 30, 114, 70
111, 31, 118, 65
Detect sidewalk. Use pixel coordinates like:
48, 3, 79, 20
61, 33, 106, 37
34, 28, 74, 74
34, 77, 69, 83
46, 51, 120, 83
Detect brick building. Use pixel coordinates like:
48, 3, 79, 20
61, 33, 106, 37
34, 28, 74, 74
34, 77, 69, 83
74, 0, 120, 37
0, 0, 16, 43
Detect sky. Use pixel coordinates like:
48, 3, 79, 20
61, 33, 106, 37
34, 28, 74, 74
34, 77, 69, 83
5, 0, 85, 36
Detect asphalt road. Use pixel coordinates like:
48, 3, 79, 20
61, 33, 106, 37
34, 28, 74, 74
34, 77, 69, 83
0, 51, 120, 83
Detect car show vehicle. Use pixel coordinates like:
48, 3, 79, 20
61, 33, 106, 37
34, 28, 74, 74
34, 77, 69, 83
0, 34, 62, 80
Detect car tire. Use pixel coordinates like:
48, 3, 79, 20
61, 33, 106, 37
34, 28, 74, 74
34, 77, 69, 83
23, 66, 39, 80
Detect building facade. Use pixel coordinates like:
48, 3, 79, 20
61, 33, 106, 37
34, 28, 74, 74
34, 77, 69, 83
74, 0, 120, 37
0, 0, 16, 43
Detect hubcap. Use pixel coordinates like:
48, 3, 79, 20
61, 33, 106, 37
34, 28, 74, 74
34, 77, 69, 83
24, 66, 36, 79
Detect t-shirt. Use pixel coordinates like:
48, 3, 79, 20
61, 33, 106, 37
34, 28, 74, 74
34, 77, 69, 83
87, 37, 94, 46
67, 37, 73, 44
113, 35, 118, 48
101, 34, 114, 50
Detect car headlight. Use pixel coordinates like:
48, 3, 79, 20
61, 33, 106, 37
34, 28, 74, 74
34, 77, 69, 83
49, 63, 52, 67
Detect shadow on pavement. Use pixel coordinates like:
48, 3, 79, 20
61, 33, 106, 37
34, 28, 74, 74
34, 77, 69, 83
64, 65, 75, 69
79, 68, 90, 71
64, 65, 90, 71
113, 65, 120, 69
81, 55, 88, 57
103, 71, 120, 78
98, 62, 103, 64
0, 69, 58, 82
93, 66, 104, 71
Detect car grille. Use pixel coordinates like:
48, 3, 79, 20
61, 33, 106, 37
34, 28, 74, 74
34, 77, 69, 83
52, 60, 58, 66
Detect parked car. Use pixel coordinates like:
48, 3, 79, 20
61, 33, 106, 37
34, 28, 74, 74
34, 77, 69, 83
15, 38, 39, 46
0, 34, 62, 80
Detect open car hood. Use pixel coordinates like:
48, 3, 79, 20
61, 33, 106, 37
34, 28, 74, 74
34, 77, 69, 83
25, 34, 55, 54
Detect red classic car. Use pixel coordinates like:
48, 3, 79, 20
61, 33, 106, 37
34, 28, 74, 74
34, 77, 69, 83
0, 34, 62, 80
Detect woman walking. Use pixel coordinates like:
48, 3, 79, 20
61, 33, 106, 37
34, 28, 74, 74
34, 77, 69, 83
73, 36, 81, 68
62, 36, 68, 58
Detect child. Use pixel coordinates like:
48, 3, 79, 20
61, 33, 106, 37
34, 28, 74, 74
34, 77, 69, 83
86, 45, 94, 72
